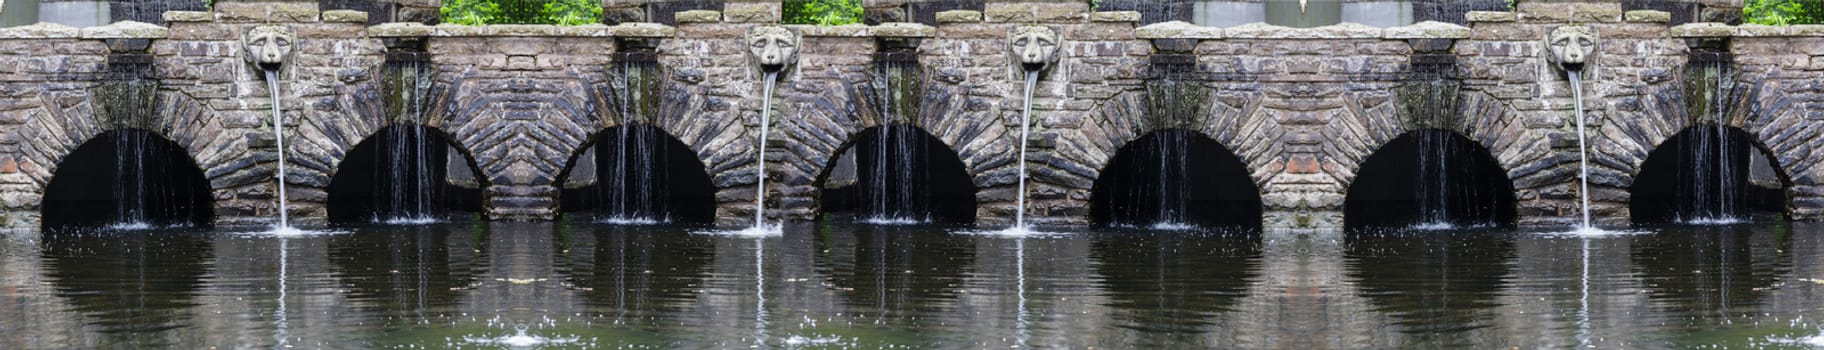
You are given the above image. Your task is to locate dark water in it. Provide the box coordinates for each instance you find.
[6,219,1824,349]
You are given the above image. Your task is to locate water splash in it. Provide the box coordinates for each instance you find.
[1014,70,1039,230]
[266,70,291,230]
[858,216,925,226]
[695,224,782,238]
[457,323,585,347]
[376,125,441,224]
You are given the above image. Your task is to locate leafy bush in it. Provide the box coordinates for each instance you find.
[441,0,603,26]
[784,0,863,26]
[1745,0,1824,25]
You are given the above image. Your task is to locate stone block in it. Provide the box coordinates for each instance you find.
[216,1,320,23]
[1624,10,1671,23]
[724,2,781,23]
[872,22,936,37]
[936,10,982,23]
[1466,11,1515,22]
[984,2,1087,23]
[369,22,432,37]
[0,23,80,39]
[1090,11,1139,23]
[1383,21,1470,39]
[78,21,168,39]
[1135,21,1222,39]
[163,11,213,23]
[1671,22,1735,37]
[607,22,676,37]
[322,10,368,23]
[676,10,722,23]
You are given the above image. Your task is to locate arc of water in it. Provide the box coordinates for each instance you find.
[1015,72,1038,229]
[755,72,777,228]
[1569,72,1591,229]
[267,70,290,228]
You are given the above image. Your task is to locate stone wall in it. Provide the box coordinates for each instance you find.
[2,0,1824,231]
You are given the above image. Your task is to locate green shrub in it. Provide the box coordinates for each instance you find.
[1745,0,1824,25]
[784,0,863,26]
[440,0,603,26]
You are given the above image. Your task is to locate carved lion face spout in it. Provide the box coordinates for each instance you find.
[1547,26,1597,72]
[747,26,798,73]
[1008,26,1060,73]
[243,25,295,72]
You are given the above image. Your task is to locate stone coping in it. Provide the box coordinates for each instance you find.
[0,21,169,39]
[788,22,936,38]
[936,10,982,23]
[367,23,675,38]
[1465,11,1515,23]
[1137,21,1469,40]
[163,11,212,23]
[1672,23,1824,37]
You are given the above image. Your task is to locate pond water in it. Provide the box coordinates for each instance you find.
[4,217,1824,349]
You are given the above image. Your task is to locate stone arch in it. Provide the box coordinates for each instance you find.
[1333,88,1558,226]
[8,87,256,227]
[552,123,719,224]
[772,74,1013,222]
[1341,128,1519,229]
[1607,79,1819,220]
[419,70,617,220]
[1584,77,1820,221]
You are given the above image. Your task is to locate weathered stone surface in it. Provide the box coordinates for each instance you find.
[606,22,676,37]
[322,10,369,23]
[1383,21,1471,39]
[0,22,80,39]
[1671,22,1735,37]
[78,21,169,39]
[1135,21,1222,39]
[1090,11,1140,23]
[1466,11,1516,22]
[163,11,212,23]
[935,10,982,23]
[872,22,936,37]
[724,2,781,23]
[1227,22,1380,39]
[1,0,1822,230]
[368,22,432,37]
[675,10,721,23]
[1624,10,1671,23]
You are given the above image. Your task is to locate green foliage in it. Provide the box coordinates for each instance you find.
[441,0,499,25]
[203,0,213,9]
[544,0,604,26]
[784,0,863,26]
[1745,0,1824,25]
[440,0,603,26]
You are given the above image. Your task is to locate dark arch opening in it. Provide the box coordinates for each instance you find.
[1343,129,1516,230]
[326,125,485,224]
[1630,124,1787,225]
[558,125,717,225]
[41,129,213,231]
[1090,129,1262,230]
[817,125,978,224]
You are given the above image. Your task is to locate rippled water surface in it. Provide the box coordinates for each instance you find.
[5,218,1824,349]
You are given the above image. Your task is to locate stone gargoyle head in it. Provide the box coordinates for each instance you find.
[746,26,799,74]
[1546,25,1597,71]
[243,25,295,72]
[1008,26,1060,73]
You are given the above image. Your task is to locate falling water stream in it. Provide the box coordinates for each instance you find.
[267,70,291,229]
[1014,71,1038,229]
[112,130,149,229]
[754,72,779,232]
[1568,71,1592,230]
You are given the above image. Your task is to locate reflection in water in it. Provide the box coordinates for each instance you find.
[1345,229,1513,348]
[41,231,211,348]
[1631,224,1790,319]
[328,225,488,320]
[8,221,1824,348]
[1090,230,1260,342]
